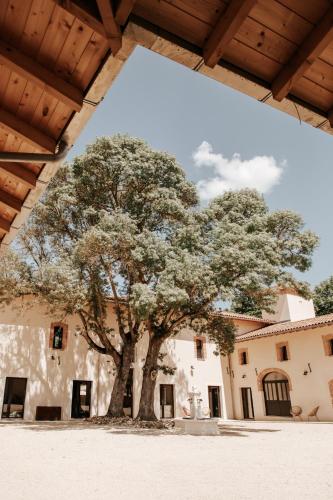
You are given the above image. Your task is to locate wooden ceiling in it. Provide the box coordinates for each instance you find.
[1,0,333,250]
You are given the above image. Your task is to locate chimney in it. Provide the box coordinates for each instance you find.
[262,288,315,323]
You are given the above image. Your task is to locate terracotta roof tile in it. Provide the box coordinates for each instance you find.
[235,313,333,342]
[219,311,275,324]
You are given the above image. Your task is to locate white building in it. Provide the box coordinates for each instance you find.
[0,290,333,422]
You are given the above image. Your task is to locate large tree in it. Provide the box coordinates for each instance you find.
[0,136,319,420]
[313,276,333,316]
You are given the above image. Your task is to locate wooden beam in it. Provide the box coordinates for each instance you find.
[0,189,22,213]
[0,40,83,112]
[96,0,122,54]
[272,6,333,101]
[0,108,56,153]
[56,1,106,38]
[0,216,11,233]
[115,0,136,25]
[203,0,257,68]
[0,163,37,189]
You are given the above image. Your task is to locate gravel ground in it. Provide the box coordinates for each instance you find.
[0,419,332,500]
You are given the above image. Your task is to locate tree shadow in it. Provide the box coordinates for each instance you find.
[0,420,282,438]
[218,423,281,437]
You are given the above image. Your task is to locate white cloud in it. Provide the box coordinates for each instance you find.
[193,141,284,202]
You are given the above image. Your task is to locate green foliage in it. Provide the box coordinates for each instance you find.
[313,276,333,316]
[0,136,319,369]
[231,293,263,318]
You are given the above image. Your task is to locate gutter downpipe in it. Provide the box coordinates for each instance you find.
[228,353,236,419]
[0,138,69,163]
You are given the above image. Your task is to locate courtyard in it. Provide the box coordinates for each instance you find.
[0,420,331,500]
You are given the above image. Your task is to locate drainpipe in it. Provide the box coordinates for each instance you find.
[0,139,69,163]
[228,354,236,419]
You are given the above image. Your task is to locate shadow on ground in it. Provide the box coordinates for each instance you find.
[0,420,283,437]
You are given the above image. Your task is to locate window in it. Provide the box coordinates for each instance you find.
[323,335,333,356]
[194,336,206,360]
[329,339,333,356]
[196,338,204,359]
[239,349,248,365]
[280,345,288,361]
[49,322,68,350]
[276,342,290,362]
[53,325,63,349]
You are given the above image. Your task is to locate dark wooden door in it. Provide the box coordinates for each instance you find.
[208,386,221,418]
[160,384,174,418]
[123,368,133,417]
[264,380,291,417]
[71,381,92,418]
[241,387,254,419]
[1,377,27,419]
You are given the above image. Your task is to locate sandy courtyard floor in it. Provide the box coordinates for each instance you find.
[0,419,332,500]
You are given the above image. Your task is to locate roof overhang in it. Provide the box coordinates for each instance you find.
[1,0,333,250]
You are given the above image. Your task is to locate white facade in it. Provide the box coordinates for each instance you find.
[0,298,225,420]
[229,325,333,422]
[1,291,333,422]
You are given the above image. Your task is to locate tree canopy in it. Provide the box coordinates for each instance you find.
[313,276,333,316]
[0,135,319,419]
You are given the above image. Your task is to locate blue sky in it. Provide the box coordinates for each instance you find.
[70,46,333,287]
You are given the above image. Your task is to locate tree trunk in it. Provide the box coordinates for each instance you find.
[137,336,164,421]
[106,341,134,418]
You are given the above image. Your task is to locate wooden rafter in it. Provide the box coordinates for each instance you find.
[115,0,136,25]
[0,164,37,189]
[203,0,257,68]
[56,0,106,38]
[272,6,333,102]
[0,40,83,112]
[0,189,22,214]
[96,0,122,54]
[0,108,56,153]
[0,216,11,233]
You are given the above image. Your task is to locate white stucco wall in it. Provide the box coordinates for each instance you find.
[262,293,315,322]
[134,328,226,419]
[230,326,333,422]
[0,299,226,420]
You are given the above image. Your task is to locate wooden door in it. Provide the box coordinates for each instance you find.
[208,386,221,418]
[71,381,92,418]
[263,379,291,417]
[123,368,133,417]
[1,377,27,419]
[160,384,174,418]
[241,387,254,419]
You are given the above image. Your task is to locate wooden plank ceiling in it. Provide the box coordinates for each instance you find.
[1,0,333,249]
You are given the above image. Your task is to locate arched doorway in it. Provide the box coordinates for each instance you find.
[263,372,291,417]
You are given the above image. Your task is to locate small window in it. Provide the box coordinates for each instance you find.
[239,350,248,365]
[280,345,288,361]
[329,339,333,356]
[196,338,204,359]
[53,325,63,349]
[276,342,289,362]
[49,322,68,350]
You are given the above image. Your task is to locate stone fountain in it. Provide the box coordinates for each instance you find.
[174,386,219,435]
